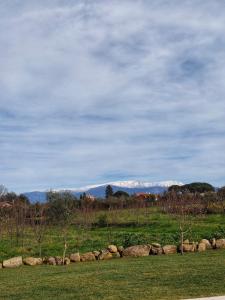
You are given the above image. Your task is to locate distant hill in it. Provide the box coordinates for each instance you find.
[23,180,183,202]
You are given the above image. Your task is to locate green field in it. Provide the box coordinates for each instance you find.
[1,209,225,260]
[1,250,225,300]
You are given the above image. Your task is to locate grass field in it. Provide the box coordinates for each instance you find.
[1,250,225,300]
[1,209,225,260]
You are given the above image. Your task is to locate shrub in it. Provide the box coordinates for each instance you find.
[96,214,108,227]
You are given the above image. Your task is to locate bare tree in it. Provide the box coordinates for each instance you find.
[161,191,203,255]
[0,185,7,198]
[29,203,47,257]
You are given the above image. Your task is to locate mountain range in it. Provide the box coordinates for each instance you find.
[23,180,183,202]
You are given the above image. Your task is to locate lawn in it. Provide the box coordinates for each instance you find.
[1,250,225,299]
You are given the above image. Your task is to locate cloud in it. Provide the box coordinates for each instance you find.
[0,0,225,192]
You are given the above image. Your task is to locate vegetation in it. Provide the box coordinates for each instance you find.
[105,185,113,199]
[1,182,225,298]
[1,207,225,260]
[169,182,215,193]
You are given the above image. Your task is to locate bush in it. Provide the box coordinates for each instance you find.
[115,233,149,248]
[96,214,108,227]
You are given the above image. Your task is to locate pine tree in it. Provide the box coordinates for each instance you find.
[105,185,113,199]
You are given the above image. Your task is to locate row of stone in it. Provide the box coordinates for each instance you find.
[1,238,225,268]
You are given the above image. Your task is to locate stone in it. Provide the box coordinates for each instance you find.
[23,257,42,266]
[117,246,124,254]
[215,239,225,249]
[107,245,118,253]
[151,246,163,255]
[162,245,177,255]
[98,250,113,260]
[179,243,196,252]
[80,252,96,262]
[3,256,23,268]
[197,242,206,252]
[93,251,101,259]
[70,253,80,262]
[211,238,216,249]
[55,256,63,265]
[64,257,70,265]
[123,245,151,257]
[183,239,189,244]
[112,252,121,258]
[47,257,56,265]
[199,239,212,250]
[151,243,161,248]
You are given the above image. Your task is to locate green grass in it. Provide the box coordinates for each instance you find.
[1,250,225,299]
[1,209,225,260]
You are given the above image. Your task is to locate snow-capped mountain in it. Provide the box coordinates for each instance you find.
[63,180,183,192]
[23,180,183,202]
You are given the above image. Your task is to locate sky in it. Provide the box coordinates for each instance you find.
[0,0,225,193]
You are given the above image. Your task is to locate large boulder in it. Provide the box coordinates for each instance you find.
[211,238,216,249]
[112,252,121,258]
[70,253,80,262]
[64,257,70,265]
[123,245,151,257]
[98,250,113,260]
[215,239,225,249]
[80,252,96,262]
[162,245,177,255]
[151,245,163,255]
[117,246,124,255]
[197,242,206,252]
[179,243,196,253]
[23,257,42,266]
[47,257,56,265]
[200,239,212,250]
[55,256,63,265]
[93,251,101,259]
[3,256,23,268]
[107,245,118,253]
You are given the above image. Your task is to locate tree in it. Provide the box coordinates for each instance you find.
[169,182,215,194]
[113,190,129,198]
[29,203,47,257]
[161,191,203,255]
[0,185,8,198]
[218,186,225,200]
[47,191,77,264]
[105,185,113,199]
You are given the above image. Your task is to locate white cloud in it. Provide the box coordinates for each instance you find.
[0,0,225,192]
